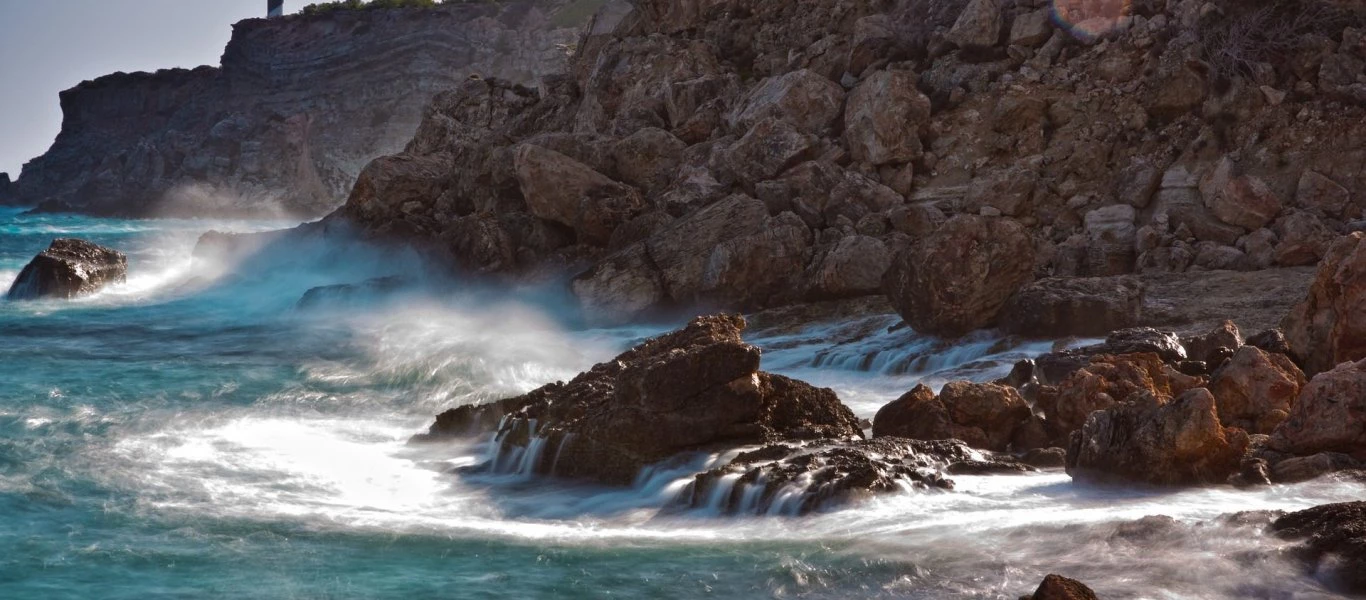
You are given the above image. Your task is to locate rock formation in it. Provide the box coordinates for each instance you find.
[6,239,127,300]
[415,315,862,485]
[872,381,1036,451]
[320,0,1366,331]
[1283,232,1366,375]
[1270,358,1366,460]
[7,1,589,217]
[1024,574,1100,600]
[1271,502,1366,594]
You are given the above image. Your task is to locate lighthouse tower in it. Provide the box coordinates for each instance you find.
[268,0,284,18]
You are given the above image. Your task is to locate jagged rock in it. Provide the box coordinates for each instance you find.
[5,239,127,300]
[1271,502,1366,594]
[806,235,892,299]
[1024,574,1099,600]
[1038,353,1202,444]
[872,382,1033,452]
[843,70,930,166]
[513,144,646,247]
[1001,276,1143,337]
[1270,358,1366,460]
[1010,9,1054,48]
[415,315,862,485]
[1246,329,1293,357]
[1066,388,1250,486]
[724,117,818,187]
[1205,174,1281,231]
[1208,346,1306,434]
[728,69,844,135]
[1035,329,1188,384]
[888,203,946,237]
[1296,170,1352,218]
[883,215,1036,337]
[678,438,970,515]
[1181,320,1243,365]
[946,0,1002,50]
[966,167,1038,217]
[1274,212,1333,267]
[612,127,686,196]
[1283,232,1366,374]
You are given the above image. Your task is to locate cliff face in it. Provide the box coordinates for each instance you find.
[11,1,590,217]
[334,0,1366,324]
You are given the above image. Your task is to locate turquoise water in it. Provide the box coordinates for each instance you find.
[2,206,1363,599]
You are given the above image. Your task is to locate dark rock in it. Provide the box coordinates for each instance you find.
[414,315,862,485]
[1023,574,1099,600]
[1246,329,1293,357]
[1181,320,1242,364]
[1001,276,1144,337]
[1036,328,1187,384]
[296,276,408,310]
[5,238,127,300]
[1020,447,1068,469]
[1271,502,1366,594]
[872,382,1034,451]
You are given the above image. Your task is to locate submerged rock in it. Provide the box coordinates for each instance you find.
[6,238,127,300]
[415,315,862,485]
[1271,502,1366,594]
[296,276,408,310]
[1023,574,1099,600]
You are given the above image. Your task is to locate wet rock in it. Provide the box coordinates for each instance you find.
[296,276,408,310]
[415,315,862,485]
[1035,328,1187,384]
[1271,502,1366,594]
[1270,358,1366,460]
[1001,276,1143,338]
[883,215,1036,338]
[1283,232,1366,375]
[844,70,930,166]
[1020,447,1067,469]
[513,144,646,247]
[1207,346,1306,434]
[5,238,127,300]
[872,382,1033,452]
[1023,574,1099,600]
[1270,452,1364,484]
[679,438,968,516]
[1066,388,1250,486]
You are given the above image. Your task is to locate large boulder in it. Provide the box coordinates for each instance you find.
[513,144,646,247]
[1034,328,1188,385]
[1066,388,1250,486]
[1270,358,1366,460]
[872,382,1033,451]
[945,0,1002,50]
[1206,175,1281,231]
[1282,232,1366,375]
[1001,276,1143,337]
[727,69,844,135]
[415,315,862,485]
[6,238,127,300]
[1038,353,1202,444]
[805,235,893,299]
[1207,346,1306,434]
[1271,502,1366,594]
[843,70,931,166]
[883,215,1036,337]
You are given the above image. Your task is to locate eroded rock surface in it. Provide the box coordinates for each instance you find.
[5,239,127,300]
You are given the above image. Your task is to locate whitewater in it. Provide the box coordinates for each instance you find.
[1,205,1362,599]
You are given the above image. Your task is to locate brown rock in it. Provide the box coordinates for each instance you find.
[5,238,128,300]
[1040,353,1198,443]
[844,70,931,166]
[1273,212,1332,267]
[1207,175,1281,231]
[946,0,1002,50]
[872,381,1033,451]
[416,315,862,485]
[513,144,646,247]
[728,69,845,135]
[1270,358,1366,460]
[1182,320,1243,364]
[1026,574,1099,600]
[1083,204,1137,275]
[1066,388,1250,486]
[1296,170,1352,218]
[1282,232,1366,374]
[1009,9,1054,48]
[806,235,893,299]
[1001,276,1144,338]
[1208,346,1307,434]
[612,127,686,196]
[725,117,817,186]
[883,215,1036,337]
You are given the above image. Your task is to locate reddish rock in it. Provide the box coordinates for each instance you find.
[1208,346,1306,434]
[1039,353,1201,443]
[1282,232,1366,375]
[1066,388,1250,486]
[1026,574,1099,600]
[872,381,1033,452]
[1270,358,1366,460]
[883,215,1036,337]
[1206,175,1281,231]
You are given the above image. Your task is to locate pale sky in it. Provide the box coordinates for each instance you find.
[0,0,296,177]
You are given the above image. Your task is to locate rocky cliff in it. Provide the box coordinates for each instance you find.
[334,0,1365,325]
[9,1,595,217]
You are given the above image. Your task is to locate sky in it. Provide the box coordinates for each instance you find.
[0,0,291,177]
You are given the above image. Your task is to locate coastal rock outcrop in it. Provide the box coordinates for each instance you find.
[1066,388,1250,486]
[883,215,1036,337]
[1207,346,1306,434]
[416,315,862,485]
[1283,232,1366,375]
[1271,502,1366,594]
[1270,358,1366,460]
[7,1,587,217]
[872,382,1034,452]
[1024,574,1100,600]
[5,239,127,300]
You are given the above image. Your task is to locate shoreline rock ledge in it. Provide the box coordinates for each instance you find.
[6,238,127,300]
[415,314,863,485]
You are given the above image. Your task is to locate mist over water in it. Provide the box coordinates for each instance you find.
[1,206,1361,599]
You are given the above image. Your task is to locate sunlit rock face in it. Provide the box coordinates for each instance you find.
[8,1,590,218]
